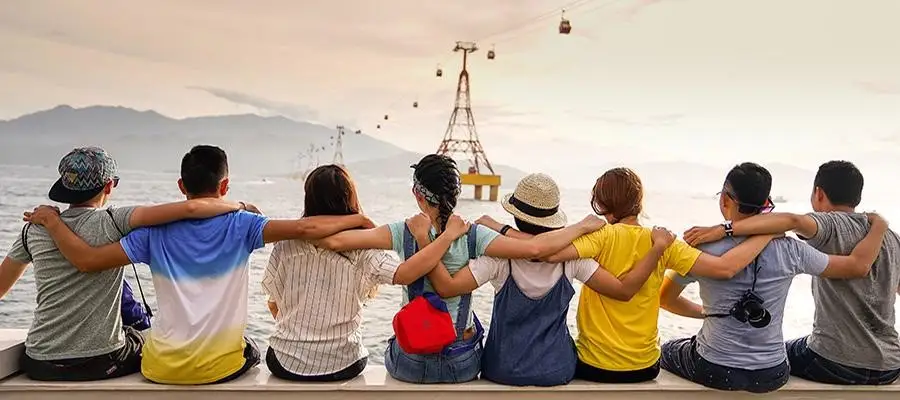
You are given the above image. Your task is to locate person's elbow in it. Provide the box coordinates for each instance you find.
[430,285,458,298]
[315,235,351,252]
[706,260,741,280]
[606,288,633,302]
[846,257,873,278]
[524,242,545,259]
[70,257,104,273]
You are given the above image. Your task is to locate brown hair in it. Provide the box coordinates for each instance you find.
[303,165,378,298]
[591,167,643,222]
[303,165,361,217]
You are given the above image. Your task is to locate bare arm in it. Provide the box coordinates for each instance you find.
[40,215,132,272]
[483,216,605,260]
[263,214,371,243]
[0,258,28,300]
[314,225,394,252]
[474,215,534,240]
[688,234,778,279]
[425,262,479,298]
[267,299,279,319]
[129,198,244,228]
[819,216,887,279]
[659,273,704,319]
[408,222,479,297]
[544,244,582,263]
[584,232,670,301]
[684,213,817,246]
[392,228,467,285]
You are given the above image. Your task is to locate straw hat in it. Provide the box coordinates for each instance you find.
[501,173,567,229]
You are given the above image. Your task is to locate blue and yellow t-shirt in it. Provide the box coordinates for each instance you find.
[572,224,700,371]
[121,211,268,384]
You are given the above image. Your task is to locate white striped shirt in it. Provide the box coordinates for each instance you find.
[262,240,399,376]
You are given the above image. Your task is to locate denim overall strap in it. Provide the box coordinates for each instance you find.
[402,224,426,301]
[454,224,478,336]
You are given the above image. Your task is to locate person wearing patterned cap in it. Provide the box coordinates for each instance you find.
[24,145,376,385]
[0,146,246,381]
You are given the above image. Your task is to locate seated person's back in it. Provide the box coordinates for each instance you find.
[683,236,825,367]
[121,211,267,384]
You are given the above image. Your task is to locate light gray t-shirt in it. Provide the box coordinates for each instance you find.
[671,236,829,369]
[804,212,900,370]
[6,206,136,360]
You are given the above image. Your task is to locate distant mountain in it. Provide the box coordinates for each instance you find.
[0,105,525,183]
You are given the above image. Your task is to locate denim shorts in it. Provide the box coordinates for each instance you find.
[384,336,483,384]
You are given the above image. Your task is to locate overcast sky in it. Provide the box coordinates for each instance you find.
[2,0,899,173]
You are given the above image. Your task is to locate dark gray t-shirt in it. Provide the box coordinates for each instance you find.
[671,237,829,369]
[804,212,900,370]
[6,206,136,360]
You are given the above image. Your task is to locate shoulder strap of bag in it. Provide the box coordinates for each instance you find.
[403,224,426,301]
[453,223,479,336]
[20,223,32,259]
[467,224,478,260]
[106,208,153,318]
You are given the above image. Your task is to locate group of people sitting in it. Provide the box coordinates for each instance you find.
[0,144,897,394]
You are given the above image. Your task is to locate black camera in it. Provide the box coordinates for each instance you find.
[729,290,771,328]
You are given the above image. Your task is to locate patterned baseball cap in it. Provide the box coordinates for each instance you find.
[48,147,119,204]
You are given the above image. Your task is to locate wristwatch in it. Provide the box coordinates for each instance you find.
[722,220,734,237]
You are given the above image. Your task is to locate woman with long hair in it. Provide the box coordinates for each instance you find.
[316,154,603,384]
[262,164,471,382]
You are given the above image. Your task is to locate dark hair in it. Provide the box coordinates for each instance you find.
[412,154,460,233]
[725,162,772,214]
[814,161,863,207]
[513,217,558,236]
[591,167,643,221]
[303,165,362,217]
[180,145,228,195]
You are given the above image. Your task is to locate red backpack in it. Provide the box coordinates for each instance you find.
[392,223,481,355]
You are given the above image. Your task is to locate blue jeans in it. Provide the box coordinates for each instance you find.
[384,336,483,383]
[786,336,900,385]
[661,337,789,393]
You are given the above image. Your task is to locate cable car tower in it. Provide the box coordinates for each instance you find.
[437,41,501,201]
[332,125,346,166]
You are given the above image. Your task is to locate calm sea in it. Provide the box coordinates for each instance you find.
[1,164,898,365]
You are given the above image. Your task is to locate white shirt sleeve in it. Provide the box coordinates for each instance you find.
[363,250,401,285]
[469,256,503,291]
[570,259,601,283]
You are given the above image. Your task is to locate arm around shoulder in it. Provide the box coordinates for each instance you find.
[818,214,888,279]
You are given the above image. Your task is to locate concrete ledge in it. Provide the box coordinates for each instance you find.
[1,328,899,399]
[2,364,900,400]
[0,329,25,380]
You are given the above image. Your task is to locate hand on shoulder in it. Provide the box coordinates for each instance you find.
[23,205,61,226]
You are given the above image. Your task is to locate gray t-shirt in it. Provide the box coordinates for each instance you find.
[671,236,829,369]
[804,212,900,370]
[6,206,136,360]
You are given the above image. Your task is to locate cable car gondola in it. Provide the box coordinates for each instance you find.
[377,124,381,129]
[436,64,443,77]
[487,44,495,60]
[355,130,361,134]
[384,114,389,120]
[559,10,572,35]
[413,101,418,108]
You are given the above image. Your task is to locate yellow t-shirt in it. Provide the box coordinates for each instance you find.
[572,224,701,371]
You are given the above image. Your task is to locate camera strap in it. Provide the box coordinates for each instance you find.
[703,256,761,319]
[106,208,153,318]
